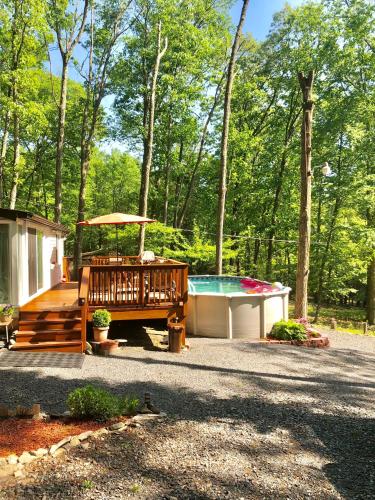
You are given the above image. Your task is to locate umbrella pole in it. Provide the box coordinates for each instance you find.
[116,226,119,259]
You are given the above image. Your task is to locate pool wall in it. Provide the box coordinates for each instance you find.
[187,276,290,340]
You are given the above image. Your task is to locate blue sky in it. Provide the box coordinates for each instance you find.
[230,0,304,40]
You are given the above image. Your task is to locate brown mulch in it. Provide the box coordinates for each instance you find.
[0,418,103,457]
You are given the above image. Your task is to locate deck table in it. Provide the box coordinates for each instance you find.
[0,318,13,346]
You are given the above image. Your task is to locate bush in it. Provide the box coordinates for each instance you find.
[67,385,138,421]
[270,320,307,341]
[92,309,111,328]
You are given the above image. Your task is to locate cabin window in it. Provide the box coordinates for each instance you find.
[28,228,44,296]
[0,224,10,303]
[37,231,43,289]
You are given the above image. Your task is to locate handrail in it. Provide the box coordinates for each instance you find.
[78,266,90,354]
[87,263,187,272]
[89,256,186,267]
[78,266,91,306]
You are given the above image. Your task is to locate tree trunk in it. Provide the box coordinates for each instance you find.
[0,109,10,207]
[9,79,20,210]
[265,91,301,279]
[9,120,20,210]
[215,0,250,274]
[295,71,315,319]
[162,115,172,224]
[313,133,343,322]
[367,257,375,325]
[138,22,168,253]
[367,158,375,324]
[177,78,223,228]
[54,57,68,223]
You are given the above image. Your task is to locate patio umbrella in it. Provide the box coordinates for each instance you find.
[77,213,156,258]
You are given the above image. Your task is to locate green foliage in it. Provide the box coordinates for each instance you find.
[92,309,111,328]
[0,0,373,320]
[67,385,139,421]
[270,320,307,341]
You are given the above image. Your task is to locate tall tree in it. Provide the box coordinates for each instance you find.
[73,0,130,273]
[215,0,250,274]
[295,70,314,319]
[48,0,89,223]
[138,20,167,253]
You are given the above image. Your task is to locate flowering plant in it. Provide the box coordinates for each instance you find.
[0,304,14,318]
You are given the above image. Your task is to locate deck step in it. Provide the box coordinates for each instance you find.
[15,329,82,342]
[20,309,81,321]
[19,319,82,331]
[10,340,83,353]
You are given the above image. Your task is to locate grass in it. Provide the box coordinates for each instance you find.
[289,302,375,336]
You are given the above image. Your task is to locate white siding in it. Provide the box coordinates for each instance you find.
[9,222,64,307]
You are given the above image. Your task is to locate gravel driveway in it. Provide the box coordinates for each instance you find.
[1,329,374,499]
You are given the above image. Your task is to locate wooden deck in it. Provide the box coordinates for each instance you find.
[21,282,79,311]
[15,257,189,353]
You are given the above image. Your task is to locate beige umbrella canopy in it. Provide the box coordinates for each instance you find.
[77,213,156,226]
[77,213,156,256]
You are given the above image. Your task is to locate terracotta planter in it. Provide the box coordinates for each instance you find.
[99,340,119,356]
[93,327,109,342]
[0,314,12,323]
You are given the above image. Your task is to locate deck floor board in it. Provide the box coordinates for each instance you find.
[21,283,79,311]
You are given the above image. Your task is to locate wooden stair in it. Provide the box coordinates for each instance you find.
[13,309,83,353]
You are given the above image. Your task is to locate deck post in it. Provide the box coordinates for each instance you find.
[139,268,145,306]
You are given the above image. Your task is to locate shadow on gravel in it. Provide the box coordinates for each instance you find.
[1,360,374,498]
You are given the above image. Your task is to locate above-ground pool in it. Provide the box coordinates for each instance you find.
[187,276,291,340]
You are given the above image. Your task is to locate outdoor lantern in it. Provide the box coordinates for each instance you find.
[321,162,331,176]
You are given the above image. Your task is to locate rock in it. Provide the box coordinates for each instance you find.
[0,457,7,466]
[93,428,109,437]
[18,452,36,465]
[133,412,166,422]
[110,422,126,431]
[0,464,18,478]
[7,455,18,465]
[53,448,66,457]
[78,430,93,441]
[85,341,93,355]
[128,422,141,428]
[50,436,71,455]
[70,436,81,447]
[14,470,24,479]
[81,442,90,450]
[32,448,48,457]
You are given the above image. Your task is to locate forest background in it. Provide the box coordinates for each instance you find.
[0,0,374,322]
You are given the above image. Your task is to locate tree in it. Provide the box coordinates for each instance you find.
[73,0,131,274]
[48,0,89,223]
[294,70,314,319]
[138,20,167,253]
[215,0,250,274]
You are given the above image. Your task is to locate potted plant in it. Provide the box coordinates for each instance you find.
[92,309,112,342]
[0,304,15,323]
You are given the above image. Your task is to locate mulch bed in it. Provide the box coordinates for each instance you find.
[0,418,104,457]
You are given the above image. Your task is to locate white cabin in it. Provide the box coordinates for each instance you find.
[0,208,67,307]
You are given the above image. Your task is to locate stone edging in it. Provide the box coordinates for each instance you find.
[265,335,330,348]
[0,413,165,481]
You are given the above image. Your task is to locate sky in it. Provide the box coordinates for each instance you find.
[231,0,304,39]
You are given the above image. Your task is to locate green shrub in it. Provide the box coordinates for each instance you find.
[270,320,307,341]
[121,396,139,415]
[67,385,140,421]
[92,309,111,327]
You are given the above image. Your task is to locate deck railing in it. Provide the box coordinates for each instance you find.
[79,257,188,309]
[78,266,91,352]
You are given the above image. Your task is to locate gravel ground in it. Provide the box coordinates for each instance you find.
[0,328,374,499]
